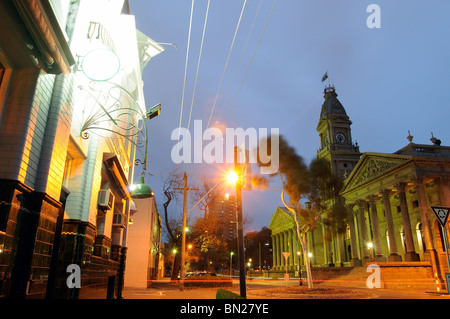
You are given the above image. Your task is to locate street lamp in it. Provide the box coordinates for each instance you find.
[130,175,154,199]
[226,171,239,185]
[227,148,247,299]
[230,252,234,277]
[368,242,374,262]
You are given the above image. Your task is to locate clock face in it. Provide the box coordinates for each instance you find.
[335,132,346,144]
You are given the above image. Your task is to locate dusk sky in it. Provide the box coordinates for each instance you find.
[129,1,450,234]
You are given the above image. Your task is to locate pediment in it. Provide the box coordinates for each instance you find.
[342,153,411,193]
[268,207,295,233]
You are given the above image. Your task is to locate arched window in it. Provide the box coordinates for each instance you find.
[416,222,426,253]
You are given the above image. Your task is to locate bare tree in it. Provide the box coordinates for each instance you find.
[192,176,223,219]
[161,168,184,280]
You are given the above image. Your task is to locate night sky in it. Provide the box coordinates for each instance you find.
[129,0,450,233]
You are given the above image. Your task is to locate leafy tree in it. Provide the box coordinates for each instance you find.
[244,227,273,270]
[188,214,228,272]
[256,135,345,288]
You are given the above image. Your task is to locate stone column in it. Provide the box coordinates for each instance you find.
[289,228,296,269]
[279,232,284,269]
[437,177,450,207]
[337,231,346,266]
[346,203,362,266]
[380,189,402,261]
[307,231,314,266]
[321,224,328,266]
[414,177,439,268]
[396,182,420,261]
[356,200,371,264]
[367,195,386,261]
[271,235,277,269]
[280,231,287,271]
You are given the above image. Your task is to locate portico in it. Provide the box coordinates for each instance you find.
[340,142,450,282]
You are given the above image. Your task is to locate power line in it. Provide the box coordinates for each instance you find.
[206,0,248,130]
[218,0,264,120]
[177,0,195,143]
[225,0,278,125]
[187,0,211,132]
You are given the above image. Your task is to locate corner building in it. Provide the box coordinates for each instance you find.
[0,0,163,298]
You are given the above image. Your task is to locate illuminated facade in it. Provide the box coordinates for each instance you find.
[0,0,163,298]
[269,86,450,289]
[124,197,163,288]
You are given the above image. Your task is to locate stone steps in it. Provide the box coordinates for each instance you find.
[315,265,439,291]
[315,267,368,288]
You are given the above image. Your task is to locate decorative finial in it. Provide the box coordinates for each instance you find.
[430,132,441,146]
[407,130,413,143]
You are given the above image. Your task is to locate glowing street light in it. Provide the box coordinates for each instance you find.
[368,242,374,261]
[226,171,239,185]
[230,251,234,277]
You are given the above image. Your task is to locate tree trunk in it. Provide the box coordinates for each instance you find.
[171,252,181,280]
[298,233,313,288]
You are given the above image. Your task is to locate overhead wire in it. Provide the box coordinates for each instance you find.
[225,0,278,126]
[206,0,248,130]
[187,0,211,132]
[217,0,264,120]
[177,0,195,144]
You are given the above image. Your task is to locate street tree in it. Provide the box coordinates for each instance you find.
[256,134,344,288]
[161,168,184,280]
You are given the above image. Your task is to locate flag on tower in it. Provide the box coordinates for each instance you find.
[321,71,328,82]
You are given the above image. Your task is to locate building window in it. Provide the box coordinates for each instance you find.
[396,206,401,214]
[412,200,419,208]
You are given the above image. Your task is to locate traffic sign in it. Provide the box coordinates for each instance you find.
[431,206,450,227]
[282,252,290,260]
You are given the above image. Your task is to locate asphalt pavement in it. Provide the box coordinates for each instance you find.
[121,277,450,300]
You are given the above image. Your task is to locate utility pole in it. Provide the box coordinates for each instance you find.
[175,172,198,291]
[234,146,246,298]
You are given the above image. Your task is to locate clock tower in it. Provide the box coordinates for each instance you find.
[316,85,361,179]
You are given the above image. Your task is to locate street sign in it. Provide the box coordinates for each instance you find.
[282,252,290,260]
[431,206,450,227]
[431,206,450,294]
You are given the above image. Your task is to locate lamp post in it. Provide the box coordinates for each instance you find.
[172,249,177,278]
[230,252,234,277]
[368,242,374,262]
[234,146,246,298]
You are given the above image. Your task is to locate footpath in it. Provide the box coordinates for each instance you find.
[121,278,450,300]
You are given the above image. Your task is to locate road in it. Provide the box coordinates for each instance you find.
[122,277,450,300]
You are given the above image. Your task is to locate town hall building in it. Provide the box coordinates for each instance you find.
[268,85,450,288]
